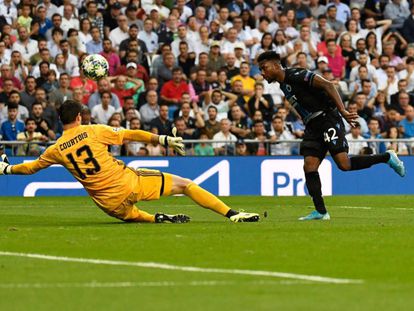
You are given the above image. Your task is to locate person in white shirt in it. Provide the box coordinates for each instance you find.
[221,28,246,58]
[203,89,237,121]
[91,91,116,125]
[0,0,17,25]
[12,26,39,63]
[171,24,196,57]
[345,124,368,155]
[378,65,399,103]
[147,0,170,21]
[213,118,237,155]
[176,0,193,23]
[109,15,130,50]
[138,18,159,54]
[217,7,233,33]
[60,4,80,33]
[59,39,78,76]
[269,116,296,155]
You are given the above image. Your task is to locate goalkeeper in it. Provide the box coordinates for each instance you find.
[0,100,259,223]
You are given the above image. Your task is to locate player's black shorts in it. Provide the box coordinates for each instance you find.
[300,109,349,159]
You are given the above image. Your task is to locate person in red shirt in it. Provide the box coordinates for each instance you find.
[99,38,121,76]
[115,50,149,84]
[69,69,98,105]
[109,74,143,107]
[160,67,189,106]
[325,39,346,79]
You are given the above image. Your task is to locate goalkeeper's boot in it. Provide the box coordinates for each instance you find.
[230,212,260,223]
[299,210,330,221]
[155,213,190,223]
[386,150,406,177]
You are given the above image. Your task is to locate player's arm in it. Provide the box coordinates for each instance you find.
[311,74,358,126]
[0,146,58,175]
[96,125,185,156]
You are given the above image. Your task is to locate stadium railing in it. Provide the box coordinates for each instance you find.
[1,139,414,156]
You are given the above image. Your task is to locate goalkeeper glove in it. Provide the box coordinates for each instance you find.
[0,154,12,175]
[158,127,185,156]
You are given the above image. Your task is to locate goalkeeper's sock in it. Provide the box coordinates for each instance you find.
[350,153,390,171]
[305,172,327,214]
[184,182,231,216]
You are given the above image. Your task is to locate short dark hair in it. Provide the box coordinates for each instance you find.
[59,100,83,125]
[7,102,18,110]
[25,117,36,125]
[257,51,281,63]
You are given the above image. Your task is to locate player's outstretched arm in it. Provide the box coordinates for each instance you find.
[312,75,358,126]
[122,127,185,156]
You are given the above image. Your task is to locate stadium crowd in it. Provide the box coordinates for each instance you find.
[0,0,414,156]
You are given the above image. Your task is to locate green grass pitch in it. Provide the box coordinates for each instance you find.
[1,195,414,311]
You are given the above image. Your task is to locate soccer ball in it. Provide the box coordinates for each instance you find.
[81,54,109,81]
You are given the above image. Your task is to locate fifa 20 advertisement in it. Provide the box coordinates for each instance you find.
[0,157,411,197]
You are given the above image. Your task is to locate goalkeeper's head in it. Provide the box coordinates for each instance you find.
[59,100,83,125]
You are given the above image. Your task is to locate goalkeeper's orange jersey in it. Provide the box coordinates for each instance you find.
[12,125,142,209]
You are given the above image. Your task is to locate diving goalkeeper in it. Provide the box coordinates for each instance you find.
[0,100,259,223]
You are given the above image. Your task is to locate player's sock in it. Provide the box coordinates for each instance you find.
[305,172,327,214]
[350,153,390,170]
[184,182,231,216]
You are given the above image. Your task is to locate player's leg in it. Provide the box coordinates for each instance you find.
[333,151,405,177]
[299,124,330,220]
[166,174,259,222]
[299,155,331,220]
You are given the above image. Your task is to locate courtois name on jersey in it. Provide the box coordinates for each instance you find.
[279,68,336,124]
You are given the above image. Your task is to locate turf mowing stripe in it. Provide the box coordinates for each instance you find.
[0,251,363,284]
[0,280,309,289]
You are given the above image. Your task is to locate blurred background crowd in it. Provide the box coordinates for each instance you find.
[0,0,414,156]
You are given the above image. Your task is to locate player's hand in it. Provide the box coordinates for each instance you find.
[0,154,12,175]
[341,110,359,127]
[158,127,185,156]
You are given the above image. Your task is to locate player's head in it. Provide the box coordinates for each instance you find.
[59,100,83,125]
[257,51,282,83]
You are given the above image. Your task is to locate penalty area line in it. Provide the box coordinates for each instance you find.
[0,251,363,285]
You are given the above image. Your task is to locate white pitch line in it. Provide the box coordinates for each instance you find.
[334,206,373,210]
[0,251,362,284]
[0,280,309,289]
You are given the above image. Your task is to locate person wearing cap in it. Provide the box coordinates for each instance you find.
[221,27,246,58]
[314,56,329,76]
[104,2,123,36]
[233,42,248,68]
[207,41,226,73]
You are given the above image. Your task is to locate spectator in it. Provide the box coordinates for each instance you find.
[60,4,79,33]
[4,90,30,121]
[31,49,59,79]
[247,120,270,155]
[194,133,214,156]
[326,5,345,35]
[138,18,159,54]
[386,126,408,155]
[0,64,22,90]
[157,14,178,45]
[10,51,28,82]
[390,79,414,107]
[120,107,140,129]
[344,101,369,135]
[16,118,47,156]
[392,90,413,116]
[149,103,172,136]
[247,82,274,122]
[177,41,196,78]
[139,90,160,129]
[326,39,346,79]
[203,105,220,139]
[384,0,410,31]
[364,118,386,154]
[91,91,116,125]
[119,24,148,60]
[12,26,38,63]
[34,88,58,132]
[125,117,146,156]
[138,77,159,109]
[80,1,104,37]
[230,62,255,102]
[78,18,93,49]
[118,96,140,121]
[203,89,237,121]
[401,4,414,43]
[229,105,250,138]
[160,67,189,106]
[399,105,414,138]
[268,116,296,155]
[171,24,195,57]
[86,26,103,55]
[345,124,368,155]
[103,2,123,37]
[0,102,25,155]
[81,107,95,125]
[398,57,414,92]
[0,0,18,26]
[59,39,79,76]
[156,51,176,85]
[212,118,237,155]
[20,76,37,109]
[48,73,73,109]
[88,78,119,110]
[99,39,121,77]
[110,75,143,107]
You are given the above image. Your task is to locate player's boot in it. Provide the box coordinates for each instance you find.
[230,212,260,223]
[299,210,330,221]
[154,213,190,223]
[386,150,406,177]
